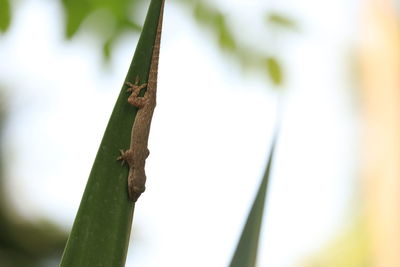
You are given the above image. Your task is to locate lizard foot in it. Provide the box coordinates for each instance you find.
[117,149,134,166]
[125,76,147,95]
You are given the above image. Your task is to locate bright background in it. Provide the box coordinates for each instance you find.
[0,0,382,266]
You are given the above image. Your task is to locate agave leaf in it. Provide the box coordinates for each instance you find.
[229,135,277,267]
[59,0,164,266]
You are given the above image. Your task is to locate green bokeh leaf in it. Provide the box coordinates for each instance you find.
[62,0,91,38]
[215,13,236,52]
[266,12,298,31]
[0,0,11,33]
[229,136,277,267]
[266,57,283,86]
[61,0,142,61]
[103,36,114,61]
[59,0,164,266]
[193,2,236,52]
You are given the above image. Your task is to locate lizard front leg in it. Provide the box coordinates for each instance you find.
[126,77,148,108]
[125,76,147,93]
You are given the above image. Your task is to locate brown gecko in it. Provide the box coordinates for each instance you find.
[118,2,163,202]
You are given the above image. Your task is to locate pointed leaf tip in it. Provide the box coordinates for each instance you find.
[229,137,277,267]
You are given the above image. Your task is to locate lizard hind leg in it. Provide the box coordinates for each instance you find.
[117,149,134,166]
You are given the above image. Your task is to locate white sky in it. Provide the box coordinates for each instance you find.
[0,0,361,266]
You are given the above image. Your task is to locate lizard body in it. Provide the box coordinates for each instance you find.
[118,3,163,202]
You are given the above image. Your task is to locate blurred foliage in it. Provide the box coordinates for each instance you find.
[61,0,296,86]
[0,0,297,86]
[266,57,282,85]
[266,12,298,31]
[61,0,143,60]
[0,216,67,267]
[0,90,67,267]
[302,215,371,267]
[187,0,289,86]
[192,1,236,52]
[0,0,11,33]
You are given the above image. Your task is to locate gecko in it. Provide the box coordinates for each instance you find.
[118,2,164,202]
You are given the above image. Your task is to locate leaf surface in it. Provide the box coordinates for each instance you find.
[59,0,164,266]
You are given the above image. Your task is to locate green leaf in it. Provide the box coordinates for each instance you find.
[266,12,298,31]
[266,57,283,86]
[0,0,11,33]
[62,0,91,38]
[103,36,114,61]
[229,136,277,267]
[193,2,236,52]
[215,13,236,52]
[59,0,164,266]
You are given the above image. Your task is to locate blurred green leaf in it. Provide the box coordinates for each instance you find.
[61,0,91,38]
[0,0,11,33]
[193,1,208,23]
[215,13,236,52]
[123,19,142,32]
[59,0,164,266]
[103,36,114,61]
[61,0,143,60]
[266,57,283,86]
[192,1,287,83]
[229,136,277,267]
[193,2,236,52]
[266,12,298,31]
